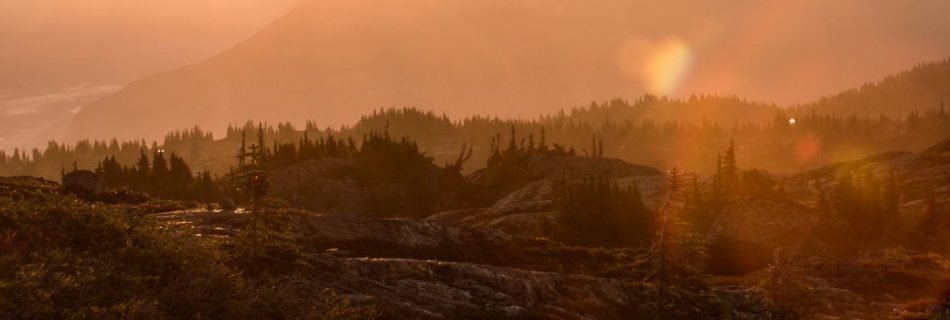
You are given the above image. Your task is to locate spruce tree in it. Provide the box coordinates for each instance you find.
[722,139,737,196]
[134,150,150,190]
[150,150,170,196]
[235,124,272,206]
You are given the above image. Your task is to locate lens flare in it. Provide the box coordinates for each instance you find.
[646,38,692,95]
[618,36,693,96]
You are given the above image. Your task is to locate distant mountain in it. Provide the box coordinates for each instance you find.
[69,0,654,141]
[67,0,950,143]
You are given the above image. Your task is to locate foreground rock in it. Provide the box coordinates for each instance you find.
[321,256,651,319]
[293,214,639,277]
[149,210,660,318]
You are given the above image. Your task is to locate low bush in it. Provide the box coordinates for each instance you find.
[0,190,375,319]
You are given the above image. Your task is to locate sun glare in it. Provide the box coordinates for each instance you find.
[646,38,693,95]
[618,36,693,96]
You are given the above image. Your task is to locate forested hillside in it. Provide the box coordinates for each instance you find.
[2,98,947,180]
[793,59,950,117]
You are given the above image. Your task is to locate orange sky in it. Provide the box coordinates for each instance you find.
[0,0,949,150]
[0,0,299,95]
[2,0,948,103]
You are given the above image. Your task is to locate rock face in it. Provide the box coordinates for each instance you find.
[786,138,950,225]
[705,199,821,274]
[427,179,559,236]
[60,170,104,197]
[156,210,651,318]
[289,214,654,318]
[429,174,671,237]
[324,257,650,319]
[432,155,664,238]
[298,214,513,250]
[293,214,638,276]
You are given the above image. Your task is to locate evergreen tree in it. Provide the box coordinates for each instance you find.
[557,176,652,247]
[150,150,170,196]
[721,139,737,196]
[653,167,680,320]
[168,154,194,199]
[134,151,150,190]
[234,124,272,205]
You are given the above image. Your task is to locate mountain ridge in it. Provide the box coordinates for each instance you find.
[68,0,950,145]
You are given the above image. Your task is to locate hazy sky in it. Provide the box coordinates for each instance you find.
[0,0,299,95]
[1,0,949,150]
[2,0,948,103]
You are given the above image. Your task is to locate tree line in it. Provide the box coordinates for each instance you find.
[91,150,218,202]
[1,97,947,182]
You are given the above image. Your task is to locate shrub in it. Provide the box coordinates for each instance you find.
[0,190,375,319]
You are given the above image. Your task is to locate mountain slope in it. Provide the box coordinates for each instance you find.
[67,0,950,143]
[68,0,651,141]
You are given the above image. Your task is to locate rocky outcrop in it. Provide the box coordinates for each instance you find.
[292,214,638,277]
[152,210,651,318]
[705,199,821,274]
[321,256,650,319]
[427,179,559,236]
[428,174,673,237]
[785,139,950,226]
[290,214,654,318]
[298,214,513,250]
[60,170,104,197]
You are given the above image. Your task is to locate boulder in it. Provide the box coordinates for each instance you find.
[60,170,105,197]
